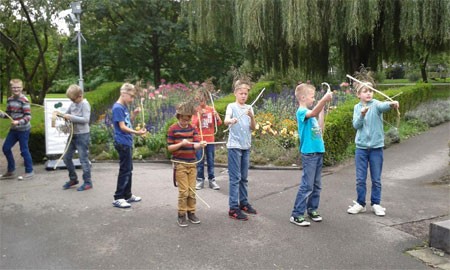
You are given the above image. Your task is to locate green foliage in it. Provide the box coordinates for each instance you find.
[84,82,122,123]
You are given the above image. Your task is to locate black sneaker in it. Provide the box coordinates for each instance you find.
[240,204,257,215]
[187,212,201,224]
[177,214,188,227]
[229,209,248,221]
[308,211,323,222]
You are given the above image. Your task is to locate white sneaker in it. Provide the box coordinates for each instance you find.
[112,199,131,208]
[347,201,366,214]
[372,204,386,216]
[127,195,142,203]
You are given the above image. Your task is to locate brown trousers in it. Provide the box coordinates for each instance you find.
[174,163,197,215]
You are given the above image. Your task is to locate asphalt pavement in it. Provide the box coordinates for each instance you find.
[0,122,449,269]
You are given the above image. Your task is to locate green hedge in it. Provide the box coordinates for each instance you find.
[28,82,122,162]
[323,83,433,165]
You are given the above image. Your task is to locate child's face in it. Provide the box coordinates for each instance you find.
[357,88,373,103]
[302,89,316,108]
[10,83,23,97]
[234,85,250,105]
[122,92,135,105]
[71,94,83,104]
[178,114,192,127]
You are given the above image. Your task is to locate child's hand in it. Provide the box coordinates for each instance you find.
[323,92,333,102]
[133,107,141,115]
[361,106,369,116]
[135,128,147,136]
[390,101,399,109]
[63,114,71,121]
[199,140,207,148]
[229,118,238,125]
[247,109,254,118]
[11,120,20,126]
[181,139,190,146]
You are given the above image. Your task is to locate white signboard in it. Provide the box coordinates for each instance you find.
[44,98,72,155]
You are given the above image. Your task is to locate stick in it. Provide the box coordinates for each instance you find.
[188,141,227,145]
[0,109,14,122]
[189,187,211,208]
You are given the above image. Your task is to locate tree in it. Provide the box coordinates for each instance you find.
[182,0,450,80]
[399,0,450,82]
[0,0,70,104]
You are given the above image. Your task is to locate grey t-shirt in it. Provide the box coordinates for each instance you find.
[66,99,91,134]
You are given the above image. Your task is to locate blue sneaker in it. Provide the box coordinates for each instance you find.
[62,180,79,189]
[77,182,92,191]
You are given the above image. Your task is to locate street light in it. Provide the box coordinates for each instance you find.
[70,2,85,90]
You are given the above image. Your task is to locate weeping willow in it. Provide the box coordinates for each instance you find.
[182,0,450,79]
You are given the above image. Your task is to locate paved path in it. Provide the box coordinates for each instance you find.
[0,122,449,269]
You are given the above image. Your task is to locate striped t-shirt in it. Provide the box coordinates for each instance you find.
[4,94,31,131]
[167,123,199,162]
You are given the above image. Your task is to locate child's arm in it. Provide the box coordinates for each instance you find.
[212,107,223,126]
[306,92,332,119]
[118,121,146,136]
[224,105,237,126]
[352,104,367,129]
[168,139,191,153]
[63,102,91,123]
[248,107,256,130]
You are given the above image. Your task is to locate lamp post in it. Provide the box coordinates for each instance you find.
[71,2,84,90]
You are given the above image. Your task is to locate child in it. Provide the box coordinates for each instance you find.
[0,79,34,180]
[224,79,257,221]
[290,83,332,227]
[347,80,399,216]
[111,83,146,208]
[167,102,206,227]
[191,87,222,190]
[61,84,92,191]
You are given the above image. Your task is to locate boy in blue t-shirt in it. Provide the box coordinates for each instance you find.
[290,83,332,227]
[111,83,146,208]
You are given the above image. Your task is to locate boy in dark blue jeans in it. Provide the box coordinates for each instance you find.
[0,79,34,180]
[61,84,93,191]
[290,83,332,227]
[111,83,146,208]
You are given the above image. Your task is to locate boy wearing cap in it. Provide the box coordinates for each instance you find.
[167,102,207,227]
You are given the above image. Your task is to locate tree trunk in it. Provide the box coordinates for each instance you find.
[420,53,429,83]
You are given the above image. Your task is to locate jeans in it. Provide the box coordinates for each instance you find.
[355,148,383,206]
[114,143,133,200]
[196,144,215,181]
[228,148,250,210]
[2,129,33,173]
[63,133,91,182]
[291,153,323,217]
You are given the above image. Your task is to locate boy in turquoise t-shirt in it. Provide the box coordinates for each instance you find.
[290,83,332,227]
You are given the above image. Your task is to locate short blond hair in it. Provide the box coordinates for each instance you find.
[120,83,135,95]
[295,83,315,100]
[10,79,23,88]
[66,84,83,100]
[233,79,251,92]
